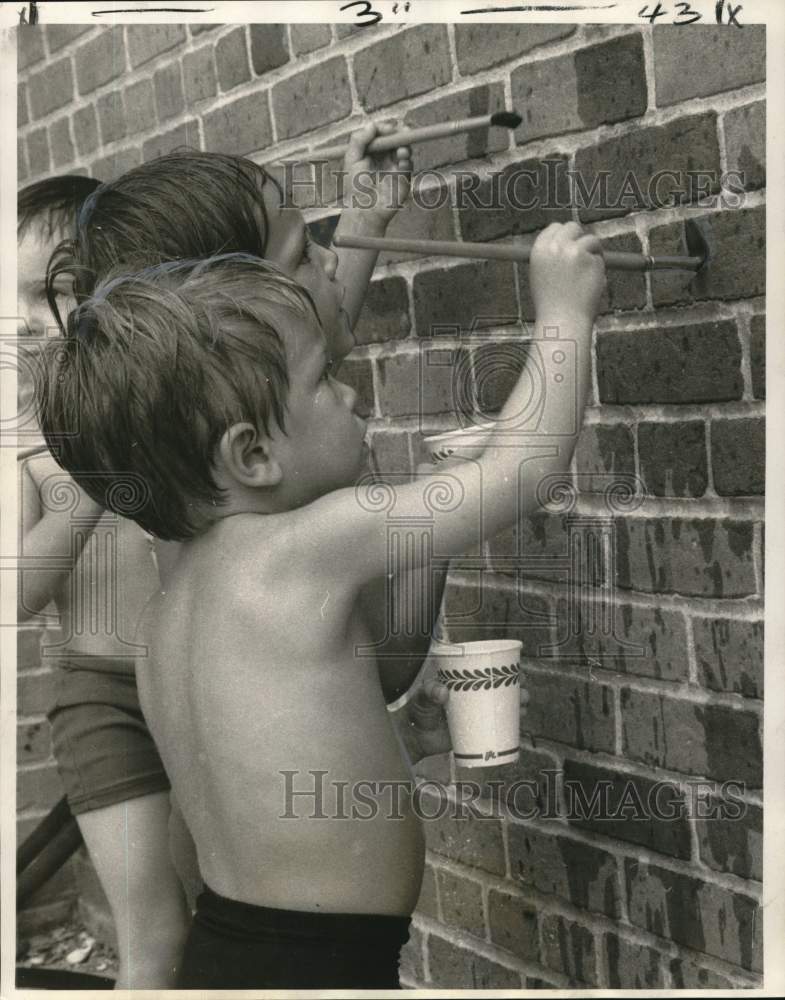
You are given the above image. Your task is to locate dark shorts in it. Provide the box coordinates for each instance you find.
[176,885,412,990]
[47,657,170,816]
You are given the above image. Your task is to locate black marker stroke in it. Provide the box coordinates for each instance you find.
[461,3,617,12]
[92,6,213,15]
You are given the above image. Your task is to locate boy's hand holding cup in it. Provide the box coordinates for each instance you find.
[420,427,531,768]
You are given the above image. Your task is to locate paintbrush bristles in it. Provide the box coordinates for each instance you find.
[297,110,521,164]
[490,111,522,129]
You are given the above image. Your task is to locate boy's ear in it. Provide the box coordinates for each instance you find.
[217,422,282,488]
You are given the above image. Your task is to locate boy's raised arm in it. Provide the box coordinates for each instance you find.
[332,122,412,329]
[18,454,104,620]
[312,222,605,591]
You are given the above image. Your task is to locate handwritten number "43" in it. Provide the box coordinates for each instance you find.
[340,0,383,26]
[638,2,700,23]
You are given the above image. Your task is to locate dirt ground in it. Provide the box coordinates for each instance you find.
[16,919,119,982]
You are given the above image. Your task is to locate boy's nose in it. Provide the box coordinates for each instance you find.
[319,242,339,281]
[339,378,359,413]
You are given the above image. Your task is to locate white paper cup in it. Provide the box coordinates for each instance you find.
[434,639,522,768]
[422,423,496,468]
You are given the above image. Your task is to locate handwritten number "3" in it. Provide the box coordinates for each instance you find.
[340,0,383,26]
[674,1,702,23]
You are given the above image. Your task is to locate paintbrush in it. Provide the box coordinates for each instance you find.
[332,230,708,273]
[303,110,523,162]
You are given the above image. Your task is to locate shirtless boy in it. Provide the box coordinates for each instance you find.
[18,177,190,988]
[38,216,604,987]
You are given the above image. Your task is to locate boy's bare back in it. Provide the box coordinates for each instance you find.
[139,507,425,916]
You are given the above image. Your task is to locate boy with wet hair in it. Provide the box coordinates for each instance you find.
[24,134,448,983]
[18,176,191,987]
[38,221,606,987]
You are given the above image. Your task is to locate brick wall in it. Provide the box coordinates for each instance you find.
[17,20,764,988]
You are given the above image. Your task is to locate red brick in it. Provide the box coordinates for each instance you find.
[376,347,471,423]
[378,188,454,265]
[337,357,374,418]
[413,861,438,919]
[574,422,636,489]
[724,101,765,191]
[693,617,763,699]
[124,78,156,137]
[73,103,99,157]
[422,794,506,875]
[45,25,91,52]
[398,923,425,982]
[249,24,290,75]
[75,27,125,95]
[454,23,576,74]
[512,34,646,143]
[18,669,54,716]
[711,418,764,496]
[508,823,621,916]
[597,322,743,405]
[625,858,760,970]
[413,260,519,339]
[669,956,738,989]
[215,26,250,92]
[458,155,572,244]
[541,912,598,984]
[524,670,615,753]
[26,127,50,176]
[574,113,721,223]
[17,719,52,765]
[142,119,200,162]
[487,889,539,961]
[290,24,331,56]
[17,762,63,813]
[18,81,29,127]
[620,687,761,785]
[18,142,28,183]
[97,90,126,145]
[272,57,351,141]
[203,93,272,156]
[49,117,74,170]
[562,758,691,859]
[555,598,689,682]
[152,61,184,122]
[182,46,217,105]
[750,315,765,399]
[615,517,756,598]
[127,24,186,68]
[650,207,766,306]
[604,933,667,988]
[697,798,762,880]
[403,83,509,173]
[28,56,74,119]
[369,430,413,479]
[354,276,410,346]
[91,146,142,183]
[444,576,552,659]
[653,25,766,107]
[18,26,46,70]
[427,934,520,988]
[491,511,611,589]
[436,869,484,937]
[638,420,707,497]
[18,628,43,670]
[355,26,451,112]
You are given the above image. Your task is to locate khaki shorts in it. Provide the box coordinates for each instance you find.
[47,657,170,816]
